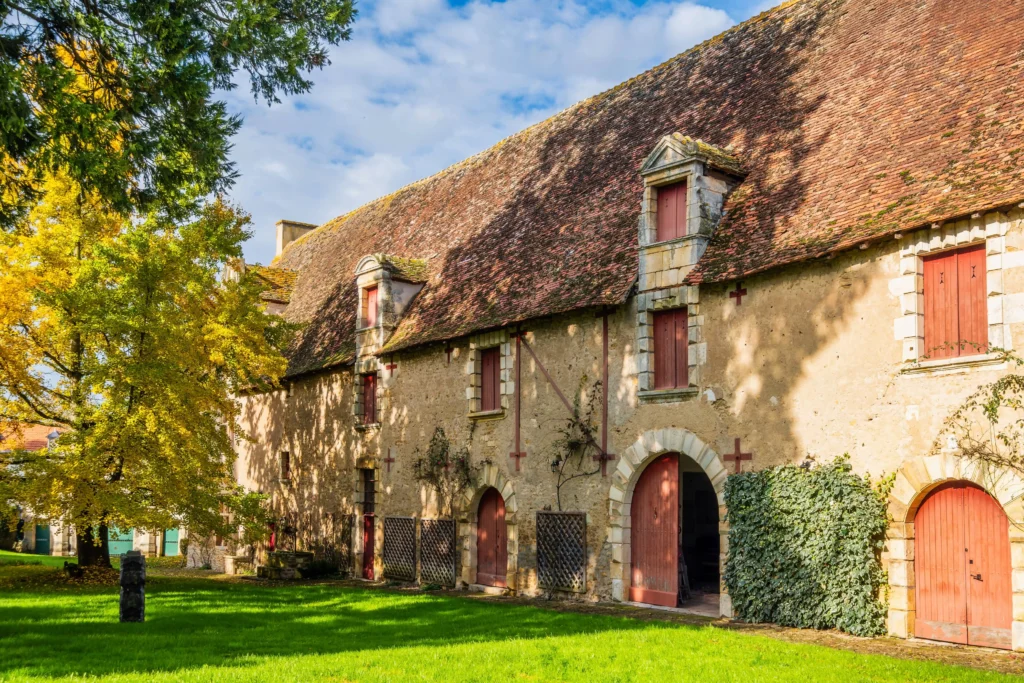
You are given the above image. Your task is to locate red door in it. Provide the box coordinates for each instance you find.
[916,482,1011,649]
[630,454,679,606]
[362,514,375,580]
[476,488,507,587]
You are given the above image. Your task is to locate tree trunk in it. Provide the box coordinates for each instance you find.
[76,524,111,567]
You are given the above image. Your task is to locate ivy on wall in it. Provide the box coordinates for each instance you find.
[723,456,890,637]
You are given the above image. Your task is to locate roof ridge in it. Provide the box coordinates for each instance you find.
[273,0,811,263]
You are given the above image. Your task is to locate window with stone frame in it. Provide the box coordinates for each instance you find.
[361,373,378,425]
[653,308,688,389]
[466,330,512,416]
[922,244,987,360]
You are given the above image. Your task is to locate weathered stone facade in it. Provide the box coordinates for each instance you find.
[228,0,1024,651]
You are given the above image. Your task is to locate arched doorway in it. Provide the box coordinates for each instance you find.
[630,452,720,608]
[476,487,507,588]
[915,481,1012,649]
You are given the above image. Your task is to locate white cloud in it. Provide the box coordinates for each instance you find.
[226,0,737,264]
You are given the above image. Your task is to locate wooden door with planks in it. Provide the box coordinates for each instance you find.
[476,488,507,587]
[630,454,679,607]
[915,482,1011,649]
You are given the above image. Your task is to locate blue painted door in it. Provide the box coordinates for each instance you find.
[163,528,179,556]
[34,525,51,555]
[108,527,134,556]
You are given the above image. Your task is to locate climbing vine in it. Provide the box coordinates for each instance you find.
[547,378,603,511]
[413,427,479,518]
[723,455,890,637]
[932,347,1024,477]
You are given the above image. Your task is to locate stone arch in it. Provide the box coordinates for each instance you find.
[886,453,1024,651]
[607,427,730,616]
[457,462,519,591]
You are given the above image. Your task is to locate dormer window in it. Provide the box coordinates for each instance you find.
[363,285,378,328]
[656,181,688,242]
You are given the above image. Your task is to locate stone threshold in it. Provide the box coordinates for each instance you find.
[624,597,720,618]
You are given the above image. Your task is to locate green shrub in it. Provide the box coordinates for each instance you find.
[723,456,889,636]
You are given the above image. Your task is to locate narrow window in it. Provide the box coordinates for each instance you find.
[480,347,501,412]
[653,309,688,389]
[280,451,291,481]
[362,373,377,424]
[923,243,987,360]
[364,285,378,327]
[362,468,376,514]
[655,181,687,242]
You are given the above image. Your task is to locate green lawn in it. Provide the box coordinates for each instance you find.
[0,553,1013,682]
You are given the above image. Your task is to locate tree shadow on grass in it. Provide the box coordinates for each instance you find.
[0,578,686,679]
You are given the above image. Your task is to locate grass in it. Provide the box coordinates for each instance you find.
[0,553,1015,682]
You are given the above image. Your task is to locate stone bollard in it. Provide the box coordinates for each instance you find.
[119,550,146,622]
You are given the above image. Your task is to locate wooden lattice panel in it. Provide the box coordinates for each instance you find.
[383,516,416,581]
[536,511,586,593]
[420,519,456,587]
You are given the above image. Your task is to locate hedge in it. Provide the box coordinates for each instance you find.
[723,456,889,636]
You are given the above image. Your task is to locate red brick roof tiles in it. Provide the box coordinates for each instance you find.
[271,0,1024,378]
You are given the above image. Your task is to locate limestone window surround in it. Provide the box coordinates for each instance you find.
[893,209,1024,374]
[635,134,743,401]
[351,254,427,426]
[466,329,513,418]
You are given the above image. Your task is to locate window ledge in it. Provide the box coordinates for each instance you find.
[638,387,700,404]
[902,352,1006,376]
[468,408,505,421]
[355,422,381,432]
[645,233,709,249]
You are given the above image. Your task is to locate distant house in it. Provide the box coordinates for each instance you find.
[2,424,181,559]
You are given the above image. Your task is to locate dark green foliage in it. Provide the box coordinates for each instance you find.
[723,456,889,636]
[0,1,356,226]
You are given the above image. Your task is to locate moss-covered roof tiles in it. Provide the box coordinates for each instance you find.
[273,0,1024,378]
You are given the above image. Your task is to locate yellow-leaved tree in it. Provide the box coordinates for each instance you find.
[0,172,293,566]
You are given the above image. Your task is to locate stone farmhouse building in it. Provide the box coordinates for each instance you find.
[230,0,1024,650]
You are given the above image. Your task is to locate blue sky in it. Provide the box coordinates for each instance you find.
[225,0,775,264]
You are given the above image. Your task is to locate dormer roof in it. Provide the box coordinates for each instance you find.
[639,134,744,179]
[248,265,298,304]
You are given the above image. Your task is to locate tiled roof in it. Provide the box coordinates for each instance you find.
[271,0,1024,377]
[0,424,60,451]
[248,264,298,304]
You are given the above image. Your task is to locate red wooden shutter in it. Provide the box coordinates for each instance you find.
[957,243,987,355]
[363,374,377,424]
[923,245,987,360]
[480,347,500,412]
[365,286,378,327]
[656,182,687,242]
[673,308,688,388]
[653,309,688,389]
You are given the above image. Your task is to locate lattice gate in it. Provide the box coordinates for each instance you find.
[420,519,457,587]
[382,516,417,581]
[536,511,587,593]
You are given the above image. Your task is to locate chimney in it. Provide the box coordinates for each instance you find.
[275,219,317,257]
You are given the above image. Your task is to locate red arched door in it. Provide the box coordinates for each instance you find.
[916,482,1012,649]
[630,454,679,606]
[477,488,507,587]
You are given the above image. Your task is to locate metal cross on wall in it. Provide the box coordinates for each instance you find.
[383,449,396,473]
[445,343,454,365]
[724,438,752,474]
[729,282,748,306]
[385,359,398,377]
[592,451,616,477]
